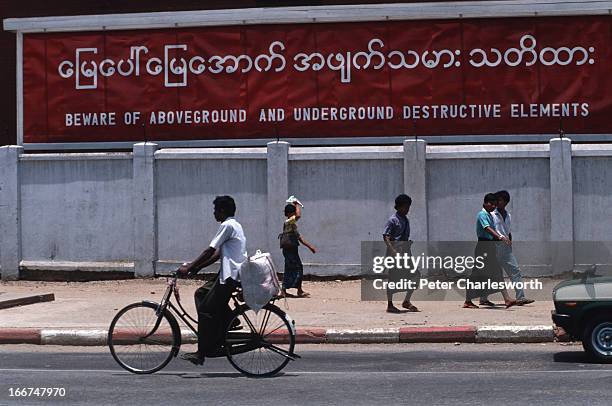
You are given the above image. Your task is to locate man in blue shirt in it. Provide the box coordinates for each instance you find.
[464,193,516,309]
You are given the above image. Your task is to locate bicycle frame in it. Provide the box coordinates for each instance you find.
[145,274,298,361]
[151,274,198,337]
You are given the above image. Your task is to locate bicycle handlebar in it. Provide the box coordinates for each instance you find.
[172,269,198,280]
[166,270,184,284]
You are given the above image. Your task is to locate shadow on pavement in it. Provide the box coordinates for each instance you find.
[152,371,298,379]
[553,351,598,364]
[195,372,299,379]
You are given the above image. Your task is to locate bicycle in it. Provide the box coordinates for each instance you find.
[108,272,299,377]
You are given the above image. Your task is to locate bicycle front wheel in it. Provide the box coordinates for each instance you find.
[108,302,180,374]
[225,303,296,377]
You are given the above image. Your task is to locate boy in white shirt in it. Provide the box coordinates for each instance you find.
[492,190,535,306]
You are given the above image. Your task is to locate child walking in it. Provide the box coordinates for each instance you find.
[383,194,420,313]
[280,200,316,298]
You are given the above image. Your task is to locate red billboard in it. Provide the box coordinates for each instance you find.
[21,16,611,143]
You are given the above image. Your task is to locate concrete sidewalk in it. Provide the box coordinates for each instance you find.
[0,279,559,345]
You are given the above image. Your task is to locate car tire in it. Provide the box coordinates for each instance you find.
[582,315,612,363]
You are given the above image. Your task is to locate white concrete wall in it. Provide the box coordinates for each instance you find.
[155,151,267,272]
[572,156,612,241]
[427,158,551,242]
[289,153,403,275]
[1,139,611,279]
[19,154,133,267]
[572,155,612,268]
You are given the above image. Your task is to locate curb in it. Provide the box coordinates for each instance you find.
[0,326,556,346]
[327,328,400,344]
[475,325,554,343]
[401,326,477,343]
[0,328,41,344]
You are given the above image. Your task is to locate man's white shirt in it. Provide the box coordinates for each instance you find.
[492,209,512,238]
[209,217,247,284]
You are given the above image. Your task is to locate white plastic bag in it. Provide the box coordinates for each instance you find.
[239,250,281,312]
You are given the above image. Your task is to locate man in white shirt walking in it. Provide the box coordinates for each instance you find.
[177,195,247,365]
[492,190,535,306]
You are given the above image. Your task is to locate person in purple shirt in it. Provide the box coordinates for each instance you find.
[383,194,420,313]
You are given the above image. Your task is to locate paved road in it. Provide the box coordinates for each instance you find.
[0,343,610,405]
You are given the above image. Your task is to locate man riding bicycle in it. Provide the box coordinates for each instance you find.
[177,195,247,365]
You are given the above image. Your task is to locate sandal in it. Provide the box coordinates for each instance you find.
[386,305,402,313]
[180,352,204,365]
[479,300,496,307]
[463,301,479,309]
[505,300,517,309]
[402,302,420,312]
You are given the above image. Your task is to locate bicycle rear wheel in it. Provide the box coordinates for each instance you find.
[108,301,180,374]
[225,304,296,377]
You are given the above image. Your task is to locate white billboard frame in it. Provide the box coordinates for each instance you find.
[5,0,612,149]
